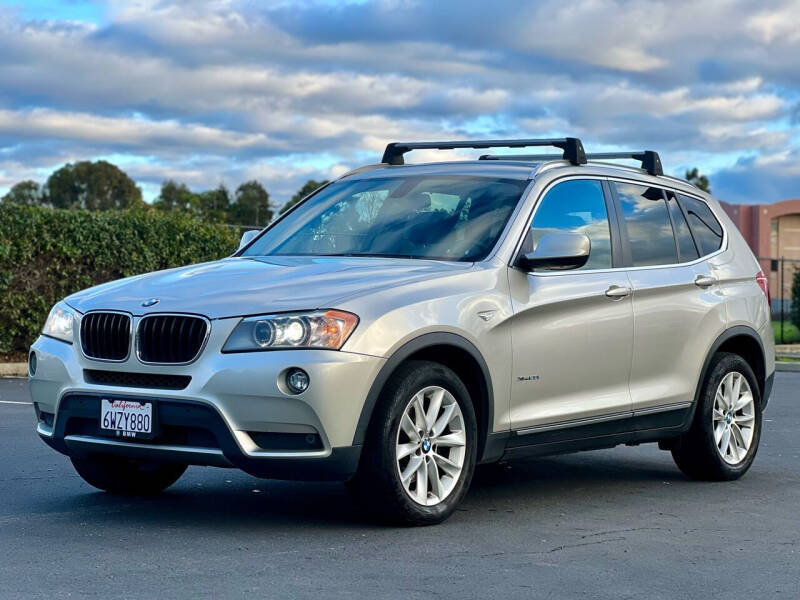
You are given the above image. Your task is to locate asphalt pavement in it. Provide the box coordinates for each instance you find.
[1,375,798,599]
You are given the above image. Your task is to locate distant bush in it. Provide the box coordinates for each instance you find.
[0,204,239,355]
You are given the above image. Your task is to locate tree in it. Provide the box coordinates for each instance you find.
[153,180,195,213]
[280,179,329,215]
[2,180,43,206]
[231,180,272,226]
[792,270,800,331]
[685,168,711,194]
[43,160,143,210]
[191,184,231,223]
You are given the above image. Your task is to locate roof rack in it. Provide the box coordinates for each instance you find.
[479,150,663,176]
[381,138,586,166]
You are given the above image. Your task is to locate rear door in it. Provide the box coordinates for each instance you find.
[508,178,634,431]
[613,181,725,414]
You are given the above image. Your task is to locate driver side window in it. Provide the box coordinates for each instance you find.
[526,179,612,270]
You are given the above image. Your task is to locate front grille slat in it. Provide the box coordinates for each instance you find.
[137,315,207,364]
[159,316,168,362]
[99,313,109,359]
[97,313,105,358]
[80,312,131,361]
[116,314,126,358]
[90,312,99,357]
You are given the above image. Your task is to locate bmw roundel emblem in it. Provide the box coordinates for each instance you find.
[422,439,431,453]
[142,298,160,307]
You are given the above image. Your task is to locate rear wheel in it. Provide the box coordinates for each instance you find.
[672,352,762,481]
[352,360,477,525]
[71,454,187,494]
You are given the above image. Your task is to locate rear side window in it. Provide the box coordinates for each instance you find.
[614,182,678,266]
[677,194,723,255]
[666,192,699,262]
[528,179,612,270]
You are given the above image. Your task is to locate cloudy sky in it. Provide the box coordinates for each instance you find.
[1,0,799,207]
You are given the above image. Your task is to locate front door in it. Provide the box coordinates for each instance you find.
[508,178,634,431]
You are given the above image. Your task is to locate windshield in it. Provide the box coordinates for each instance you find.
[242,175,528,262]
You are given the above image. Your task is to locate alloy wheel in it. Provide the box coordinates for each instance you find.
[395,385,466,506]
[712,371,756,465]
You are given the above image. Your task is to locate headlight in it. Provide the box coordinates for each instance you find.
[42,302,76,343]
[222,310,359,352]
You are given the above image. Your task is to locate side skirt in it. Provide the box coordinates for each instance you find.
[499,403,692,461]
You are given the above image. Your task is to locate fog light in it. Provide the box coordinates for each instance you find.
[28,352,37,377]
[286,368,310,394]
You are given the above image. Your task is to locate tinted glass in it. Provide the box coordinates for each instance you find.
[666,192,699,262]
[243,176,528,261]
[529,179,612,270]
[615,182,678,266]
[678,194,723,255]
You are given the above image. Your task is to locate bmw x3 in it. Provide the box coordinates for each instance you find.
[29,138,775,524]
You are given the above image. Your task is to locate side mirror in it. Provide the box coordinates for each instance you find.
[238,229,259,251]
[517,232,591,271]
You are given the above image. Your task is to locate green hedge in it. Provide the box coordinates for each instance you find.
[0,204,239,355]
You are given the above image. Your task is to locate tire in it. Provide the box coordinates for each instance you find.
[351,360,478,525]
[71,454,187,495]
[672,352,762,481]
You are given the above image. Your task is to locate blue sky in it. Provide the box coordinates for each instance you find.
[1,0,799,207]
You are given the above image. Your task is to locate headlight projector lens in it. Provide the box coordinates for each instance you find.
[285,368,310,394]
[252,320,274,347]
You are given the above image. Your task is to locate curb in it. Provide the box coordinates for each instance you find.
[775,361,800,373]
[775,344,800,354]
[0,363,27,377]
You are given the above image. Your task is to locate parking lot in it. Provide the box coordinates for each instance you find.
[1,374,798,599]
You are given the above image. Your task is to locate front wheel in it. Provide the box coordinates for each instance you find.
[71,454,187,495]
[352,361,477,525]
[672,352,762,481]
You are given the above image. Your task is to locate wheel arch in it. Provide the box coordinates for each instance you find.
[352,332,494,462]
[696,325,767,410]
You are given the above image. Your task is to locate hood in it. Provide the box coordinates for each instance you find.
[65,256,473,319]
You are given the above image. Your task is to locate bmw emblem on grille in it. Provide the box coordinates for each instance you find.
[142,298,160,307]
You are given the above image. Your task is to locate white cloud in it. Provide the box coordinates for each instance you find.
[0,108,280,152]
[1,0,800,203]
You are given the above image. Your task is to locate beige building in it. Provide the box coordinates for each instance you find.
[721,199,800,303]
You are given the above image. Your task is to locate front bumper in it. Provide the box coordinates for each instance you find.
[29,323,385,481]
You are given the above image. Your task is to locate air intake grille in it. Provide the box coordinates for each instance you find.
[137,314,208,364]
[84,369,191,390]
[80,312,131,361]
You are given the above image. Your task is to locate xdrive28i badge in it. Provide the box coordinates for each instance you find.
[141,298,160,307]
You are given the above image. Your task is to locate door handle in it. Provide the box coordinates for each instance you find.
[605,285,631,299]
[694,274,716,288]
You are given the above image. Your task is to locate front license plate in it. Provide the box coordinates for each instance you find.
[100,399,154,439]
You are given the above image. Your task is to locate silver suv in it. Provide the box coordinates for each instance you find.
[29,138,775,525]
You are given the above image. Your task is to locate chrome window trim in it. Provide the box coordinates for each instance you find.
[77,309,134,363]
[507,173,728,277]
[135,312,212,366]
